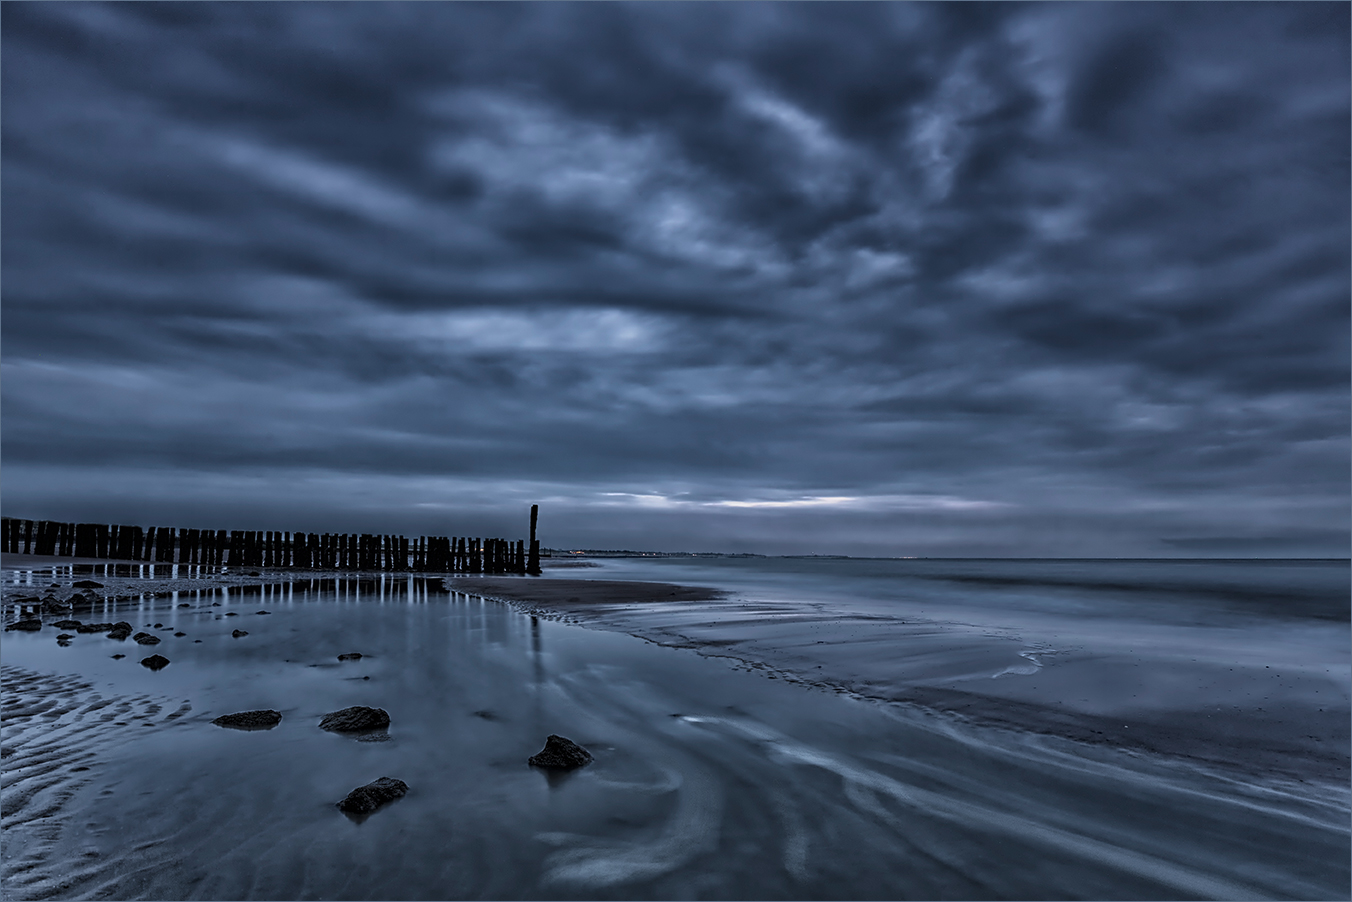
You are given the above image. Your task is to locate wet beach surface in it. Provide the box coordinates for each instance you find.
[2,558,1348,900]
[469,558,1350,785]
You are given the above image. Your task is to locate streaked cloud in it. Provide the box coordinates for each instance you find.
[1,2,1345,556]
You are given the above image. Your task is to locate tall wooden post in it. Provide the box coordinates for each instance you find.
[528,504,541,575]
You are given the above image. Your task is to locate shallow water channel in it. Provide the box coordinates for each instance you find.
[1,574,1347,900]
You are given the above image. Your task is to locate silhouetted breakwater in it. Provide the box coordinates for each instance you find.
[0,516,535,575]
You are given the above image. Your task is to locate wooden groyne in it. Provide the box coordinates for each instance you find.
[0,511,543,576]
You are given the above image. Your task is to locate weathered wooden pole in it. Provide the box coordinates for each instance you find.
[528,504,541,575]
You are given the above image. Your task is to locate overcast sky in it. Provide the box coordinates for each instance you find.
[2,2,1347,557]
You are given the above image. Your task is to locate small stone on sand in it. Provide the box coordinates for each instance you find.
[337,777,408,816]
[319,706,390,732]
[528,734,593,769]
[140,654,170,671]
[212,710,282,730]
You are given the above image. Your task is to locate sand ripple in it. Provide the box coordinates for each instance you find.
[1,665,192,901]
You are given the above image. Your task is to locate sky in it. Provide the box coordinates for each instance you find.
[2,2,1348,558]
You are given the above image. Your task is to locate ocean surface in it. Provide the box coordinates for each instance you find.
[1,556,1347,900]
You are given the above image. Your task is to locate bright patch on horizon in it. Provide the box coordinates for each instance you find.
[597,492,1009,511]
[712,496,858,509]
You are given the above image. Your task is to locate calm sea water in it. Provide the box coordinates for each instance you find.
[1,558,1347,900]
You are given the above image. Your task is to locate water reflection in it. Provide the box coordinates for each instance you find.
[1,565,1347,901]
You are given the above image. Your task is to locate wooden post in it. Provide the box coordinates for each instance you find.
[528,504,541,575]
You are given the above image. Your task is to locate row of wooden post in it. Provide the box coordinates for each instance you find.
[0,510,543,576]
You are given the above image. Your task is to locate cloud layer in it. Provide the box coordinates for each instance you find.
[3,2,1347,556]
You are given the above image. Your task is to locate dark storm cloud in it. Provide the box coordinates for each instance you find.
[2,2,1347,556]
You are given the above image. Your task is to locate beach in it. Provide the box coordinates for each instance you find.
[2,555,1348,900]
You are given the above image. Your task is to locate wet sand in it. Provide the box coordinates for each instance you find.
[453,574,1349,786]
[2,561,1348,899]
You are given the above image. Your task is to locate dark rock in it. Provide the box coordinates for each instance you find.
[211,602,221,606]
[107,621,132,640]
[212,710,282,730]
[528,734,593,769]
[56,633,74,640]
[75,622,115,634]
[336,777,408,816]
[232,629,248,638]
[53,619,83,629]
[153,623,164,628]
[319,706,390,733]
[337,653,363,661]
[256,611,271,615]
[194,639,202,643]
[73,580,103,589]
[133,633,161,645]
[248,571,260,576]
[225,612,238,617]
[178,603,191,608]
[5,620,41,632]
[174,631,186,637]
[111,654,126,659]
[140,654,170,671]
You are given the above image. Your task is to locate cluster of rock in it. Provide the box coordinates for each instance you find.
[5,617,134,639]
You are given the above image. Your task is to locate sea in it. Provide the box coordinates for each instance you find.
[1,556,1347,900]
